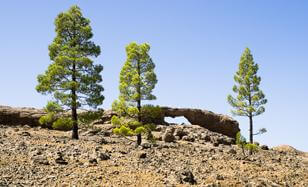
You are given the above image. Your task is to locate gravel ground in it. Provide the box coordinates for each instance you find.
[0,124,307,186]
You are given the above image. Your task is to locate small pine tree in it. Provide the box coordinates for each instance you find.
[113,42,157,146]
[236,132,259,156]
[228,48,267,144]
[36,6,104,139]
[236,132,247,156]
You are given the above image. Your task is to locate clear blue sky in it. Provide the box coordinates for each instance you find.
[0,1,307,151]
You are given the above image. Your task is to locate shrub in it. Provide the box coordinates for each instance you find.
[39,101,63,128]
[52,117,73,131]
[236,132,247,156]
[78,110,103,128]
[236,132,260,155]
[39,112,56,128]
[245,143,259,153]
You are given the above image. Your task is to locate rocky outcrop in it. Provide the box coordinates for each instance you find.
[0,105,45,126]
[0,105,240,139]
[156,124,235,145]
[160,107,240,139]
[99,107,240,138]
[99,109,117,124]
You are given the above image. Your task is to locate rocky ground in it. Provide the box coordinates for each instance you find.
[0,124,307,187]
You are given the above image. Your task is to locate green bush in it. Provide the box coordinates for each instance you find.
[245,143,259,153]
[39,101,63,128]
[39,112,56,128]
[52,117,73,131]
[78,110,103,128]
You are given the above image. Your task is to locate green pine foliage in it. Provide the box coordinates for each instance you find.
[236,132,259,156]
[119,42,157,103]
[39,101,102,131]
[39,101,63,128]
[45,101,63,113]
[236,132,247,156]
[228,48,267,144]
[39,101,72,131]
[39,112,56,128]
[112,42,158,146]
[111,99,156,141]
[52,117,73,131]
[36,5,104,139]
[245,143,259,153]
[236,132,247,146]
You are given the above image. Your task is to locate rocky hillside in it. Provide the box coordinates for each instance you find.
[0,124,307,186]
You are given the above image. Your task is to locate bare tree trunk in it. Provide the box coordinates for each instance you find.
[248,114,253,155]
[249,115,253,144]
[248,92,253,155]
[71,61,79,140]
[137,99,142,146]
[72,104,78,139]
[136,59,142,146]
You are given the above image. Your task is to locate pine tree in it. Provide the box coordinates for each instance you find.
[113,42,157,146]
[227,48,267,144]
[36,5,104,139]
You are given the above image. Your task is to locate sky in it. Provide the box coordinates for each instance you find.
[0,1,307,151]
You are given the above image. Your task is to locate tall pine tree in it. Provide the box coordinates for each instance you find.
[113,42,157,146]
[227,48,267,144]
[36,5,104,139]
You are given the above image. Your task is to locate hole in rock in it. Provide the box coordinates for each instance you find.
[164,116,191,125]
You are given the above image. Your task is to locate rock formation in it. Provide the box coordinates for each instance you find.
[160,107,240,139]
[0,105,45,126]
[97,107,240,139]
[0,105,240,139]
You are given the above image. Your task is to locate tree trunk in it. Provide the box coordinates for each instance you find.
[248,114,253,155]
[71,61,79,140]
[248,93,253,155]
[249,115,253,144]
[72,105,78,139]
[136,93,142,146]
[136,58,142,146]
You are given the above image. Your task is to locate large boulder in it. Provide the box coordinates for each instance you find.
[0,105,45,126]
[160,107,240,139]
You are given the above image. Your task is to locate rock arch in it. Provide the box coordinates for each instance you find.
[160,107,240,139]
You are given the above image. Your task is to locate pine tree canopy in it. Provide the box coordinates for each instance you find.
[112,42,158,145]
[119,42,157,104]
[227,48,267,117]
[36,5,104,109]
